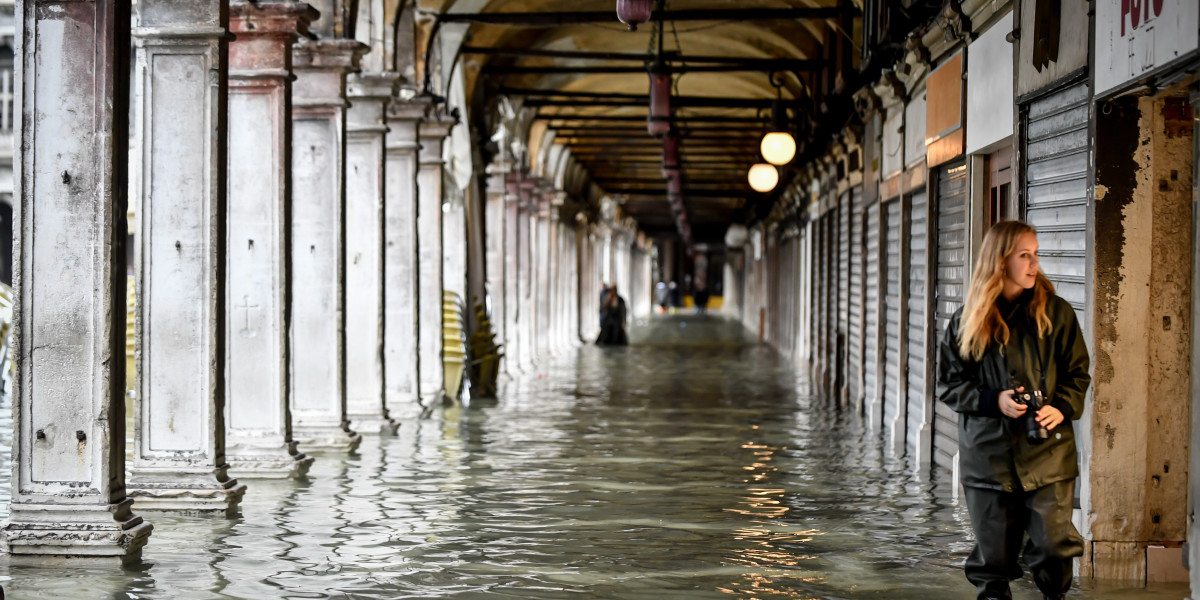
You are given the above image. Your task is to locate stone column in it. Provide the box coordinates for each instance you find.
[290,38,366,450]
[484,161,510,375]
[535,199,552,359]
[1,0,152,563]
[223,1,317,479]
[502,173,522,375]
[344,72,401,434]
[128,0,246,515]
[383,97,428,420]
[417,112,456,407]
[548,212,561,354]
[517,180,537,371]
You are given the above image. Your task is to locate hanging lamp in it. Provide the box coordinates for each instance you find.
[759,73,797,166]
[616,0,654,31]
[748,163,779,193]
[646,3,671,137]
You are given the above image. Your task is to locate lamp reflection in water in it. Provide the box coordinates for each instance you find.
[719,433,823,598]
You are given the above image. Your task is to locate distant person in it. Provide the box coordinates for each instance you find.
[654,281,669,314]
[667,281,680,313]
[598,282,609,326]
[595,284,628,346]
[693,286,709,314]
[937,220,1090,600]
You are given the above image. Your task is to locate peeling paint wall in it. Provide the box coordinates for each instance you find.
[1090,93,1194,582]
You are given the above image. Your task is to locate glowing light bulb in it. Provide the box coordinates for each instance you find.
[747,163,779,193]
[760,131,796,165]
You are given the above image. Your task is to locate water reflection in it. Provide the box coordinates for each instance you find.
[0,315,1190,599]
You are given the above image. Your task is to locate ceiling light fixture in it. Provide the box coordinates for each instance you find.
[748,163,779,193]
[760,73,796,165]
[616,0,654,31]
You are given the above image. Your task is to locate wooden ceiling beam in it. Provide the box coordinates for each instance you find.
[436,7,847,25]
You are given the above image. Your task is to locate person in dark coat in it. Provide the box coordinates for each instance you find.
[595,284,628,346]
[937,220,1090,600]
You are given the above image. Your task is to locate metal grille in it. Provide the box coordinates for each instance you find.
[847,186,865,406]
[863,201,881,419]
[1024,80,1090,330]
[882,198,903,434]
[905,189,929,461]
[933,161,968,472]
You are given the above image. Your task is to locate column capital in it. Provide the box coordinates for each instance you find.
[230,0,317,37]
[348,71,403,100]
[292,38,367,109]
[229,1,318,82]
[420,112,458,140]
[293,37,368,71]
[388,92,433,122]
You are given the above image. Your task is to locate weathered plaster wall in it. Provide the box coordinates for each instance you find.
[1090,94,1193,582]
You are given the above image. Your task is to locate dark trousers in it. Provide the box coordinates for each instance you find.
[963,480,1083,600]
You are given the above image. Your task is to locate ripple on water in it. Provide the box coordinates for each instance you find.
[0,316,1188,599]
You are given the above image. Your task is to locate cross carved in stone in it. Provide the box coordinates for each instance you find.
[237,295,261,338]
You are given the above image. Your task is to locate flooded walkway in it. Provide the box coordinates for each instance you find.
[0,315,1188,599]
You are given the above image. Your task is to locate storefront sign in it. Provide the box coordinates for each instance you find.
[1095,0,1199,95]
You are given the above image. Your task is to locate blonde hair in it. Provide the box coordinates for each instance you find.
[958,220,1055,361]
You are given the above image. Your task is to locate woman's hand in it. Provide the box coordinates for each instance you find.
[998,387,1028,419]
[1035,405,1065,431]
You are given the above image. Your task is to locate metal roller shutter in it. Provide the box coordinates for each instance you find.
[823,212,836,392]
[816,216,828,381]
[882,198,904,438]
[1023,81,1090,328]
[933,161,968,472]
[838,191,850,399]
[847,186,865,406]
[864,201,881,421]
[906,189,930,462]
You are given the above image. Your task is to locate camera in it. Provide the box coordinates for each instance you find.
[1013,387,1049,445]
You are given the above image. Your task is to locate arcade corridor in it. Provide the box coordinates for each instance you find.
[0,317,1186,599]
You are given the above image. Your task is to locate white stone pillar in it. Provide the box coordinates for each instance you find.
[484,162,510,375]
[383,97,428,420]
[502,173,522,375]
[535,200,551,359]
[224,1,317,479]
[344,72,401,434]
[417,112,456,407]
[444,197,468,300]
[517,181,536,371]
[1,0,153,563]
[290,38,366,450]
[128,1,247,515]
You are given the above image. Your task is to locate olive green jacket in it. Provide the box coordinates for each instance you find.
[936,290,1091,492]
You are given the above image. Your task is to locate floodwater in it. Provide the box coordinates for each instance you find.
[0,315,1189,599]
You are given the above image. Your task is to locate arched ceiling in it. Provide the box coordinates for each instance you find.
[415,0,861,243]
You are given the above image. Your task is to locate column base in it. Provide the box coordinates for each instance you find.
[128,467,247,517]
[1,499,153,565]
[227,440,315,479]
[417,391,445,418]
[347,414,399,435]
[385,393,424,420]
[292,424,362,451]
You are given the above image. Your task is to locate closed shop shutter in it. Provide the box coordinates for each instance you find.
[826,211,838,388]
[847,186,865,406]
[906,189,930,461]
[1023,80,1090,328]
[816,217,827,379]
[882,198,904,436]
[838,191,851,392]
[933,161,968,472]
[863,201,881,419]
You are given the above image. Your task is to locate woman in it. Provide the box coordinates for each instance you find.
[936,221,1090,600]
[595,284,628,346]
